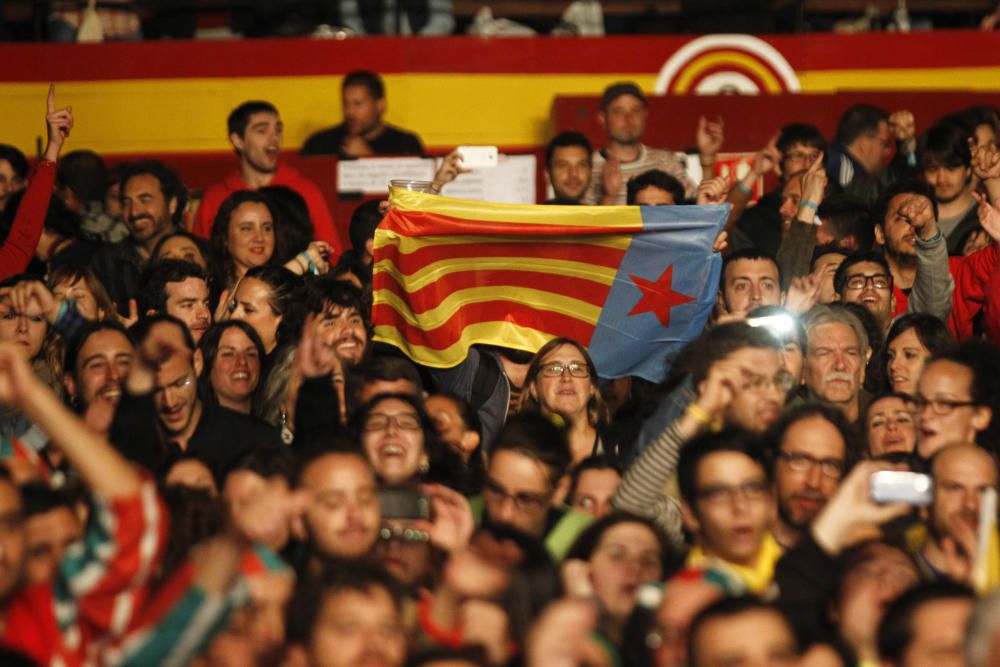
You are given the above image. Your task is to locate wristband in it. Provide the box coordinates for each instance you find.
[297,251,317,275]
[735,180,753,195]
[54,298,72,326]
[800,200,818,212]
[919,229,943,244]
[686,403,713,427]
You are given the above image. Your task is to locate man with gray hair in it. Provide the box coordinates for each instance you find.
[801,304,870,424]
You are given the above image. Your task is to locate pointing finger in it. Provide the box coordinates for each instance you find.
[47,83,55,114]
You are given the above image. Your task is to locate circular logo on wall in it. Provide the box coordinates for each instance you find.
[654,34,800,95]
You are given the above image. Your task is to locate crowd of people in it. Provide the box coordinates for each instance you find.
[2,69,1000,667]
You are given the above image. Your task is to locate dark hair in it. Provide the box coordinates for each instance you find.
[138,259,208,315]
[777,123,826,155]
[241,265,303,349]
[877,580,973,664]
[56,150,108,205]
[832,250,893,297]
[545,131,593,171]
[881,313,955,393]
[63,319,134,380]
[873,179,939,231]
[159,485,226,578]
[568,454,623,502]
[349,199,384,254]
[20,481,75,518]
[816,195,874,251]
[918,120,973,171]
[0,144,28,181]
[721,247,783,292]
[836,104,890,146]
[303,273,370,326]
[287,560,403,646]
[566,512,674,575]
[680,322,781,389]
[47,264,116,322]
[343,70,385,100]
[42,195,83,240]
[520,337,610,428]
[764,402,857,475]
[966,105,1000,134]
[627,169,686,205]
[196,320,265,407]
[131,313,195,353]
[677,428,769,507]
[226,444,297,487]
[600,81,646,111]
[259,185,313,263]
[926,339,1000,449]
[227,100,279,138]
[209,190,283,289]
[811,243,851,270]
[151,230,209,267]
[120,161,187,225]
[688,596,795,667]
[346,355,424,414]
[491,412,572,489]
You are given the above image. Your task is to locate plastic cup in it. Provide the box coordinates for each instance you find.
[389,179,434,193]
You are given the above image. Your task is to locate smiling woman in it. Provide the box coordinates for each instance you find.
[210,190,284,291]
[196,320,266,416]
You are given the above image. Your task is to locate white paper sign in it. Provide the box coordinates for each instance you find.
[437,154,537,204]
[336,157,435,194]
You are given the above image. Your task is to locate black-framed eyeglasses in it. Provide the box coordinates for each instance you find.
[695,480,769,506]
[845,274,891,291]
[483,477,551,513]
[778,451,844,478]
[363,412,421,432]
[539,361,590,379]
[911,395,979,416]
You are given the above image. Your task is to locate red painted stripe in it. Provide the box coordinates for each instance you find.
[675,62,773,95]
[374,266,613,312]
[381,209,642,237]
[376,239,626,274]
[373,300,596,350]
[3,31,997,83]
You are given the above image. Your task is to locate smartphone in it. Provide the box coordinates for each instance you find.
[870,471,933,506]
[378,488,430,520]
[456,145,499,169]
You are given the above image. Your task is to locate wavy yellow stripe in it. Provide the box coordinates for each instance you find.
[388,189,645,228]
[375,285,601,328]
[674,51,782,93]
[373,230,632,252]
[374,321,556,368]
[375,256,616,290]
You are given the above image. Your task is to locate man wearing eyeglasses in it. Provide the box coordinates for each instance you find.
[833,251,897,335]
[765,403,852,549]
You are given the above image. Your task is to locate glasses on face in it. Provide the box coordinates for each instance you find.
[778,451,844,478]
[483,477,551,513]
[363,412,421,432]
[784,150,821,164]
[743,370,795,394]
[539,361,590,379]
[845,274,891,291]
[696,480,769,506]
[911,394,978,416]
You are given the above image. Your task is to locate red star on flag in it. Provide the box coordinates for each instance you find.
[628,265,695,328]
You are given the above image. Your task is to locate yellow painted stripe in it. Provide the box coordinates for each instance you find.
[388,190,645,228]
[373,230,632,252]
[674,51,782,94]
[374,321,555,368]
[796,67,1000,92]
[375,256,616,289]
[374,285,601,327]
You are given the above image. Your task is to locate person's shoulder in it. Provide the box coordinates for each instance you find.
[381,125,424,152]
[301,125,345,155]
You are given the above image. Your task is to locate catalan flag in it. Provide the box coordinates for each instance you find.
[372,190,726,382]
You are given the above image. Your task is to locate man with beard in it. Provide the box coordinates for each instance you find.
[587,81,722,205]
[302,70,423,159]
[544,131,592,205]
[303,276,369,369]
[192,101,342,251]
[919,120,980,255]
[801,305,870,425]
[765,403,851,548]
[834,252,897,335]
[907,444,997,588]
[63,320,134,436]
[92,161,184,316]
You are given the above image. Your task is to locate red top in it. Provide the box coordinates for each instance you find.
[0,160,55,281]
[191,162,344,254]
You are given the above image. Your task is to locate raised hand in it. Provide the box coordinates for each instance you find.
[432,149,472,193]
[697,115,724,159]
[296,312,339,380]
[784,269,823,315]
[44,84,74,162]
[900,194,938,240]
[751,134,782,177]
[970,137,1000,181]
[9,280,58,324]
[696,176,728,205]
[799,151,827,210]
[341,134,372,158]
[415,483,474,553]
[973,191,1000,244]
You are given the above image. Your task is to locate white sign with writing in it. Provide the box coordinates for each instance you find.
[336,157,435,194]
[437,154,537,204]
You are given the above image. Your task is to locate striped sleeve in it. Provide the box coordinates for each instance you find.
[612,419,686,551]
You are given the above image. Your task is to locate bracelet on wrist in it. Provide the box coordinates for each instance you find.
[800,200,818,212]
[686,403,712,426]
[735,180,753,195]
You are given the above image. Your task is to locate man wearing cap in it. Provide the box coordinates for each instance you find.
[588,81,723,206]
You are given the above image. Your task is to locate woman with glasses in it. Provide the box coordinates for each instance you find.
[565,513,673,648]
[881,313,954,396]
[352,392,459,489]
[520,337,610,466]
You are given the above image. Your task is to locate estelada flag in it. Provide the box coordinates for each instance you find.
[372,190,726,382]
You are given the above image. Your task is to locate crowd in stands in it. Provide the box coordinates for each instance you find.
[3,67,1000,667]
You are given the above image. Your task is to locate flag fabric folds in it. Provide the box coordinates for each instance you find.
[372,190,726,382]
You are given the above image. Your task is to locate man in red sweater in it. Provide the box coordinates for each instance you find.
[191,101,344,253]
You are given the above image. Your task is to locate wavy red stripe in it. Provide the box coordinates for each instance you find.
[376,239,626,275]
[381,209,643,237]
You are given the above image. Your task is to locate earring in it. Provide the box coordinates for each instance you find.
[418,460,429,474]
[280,409,294,445]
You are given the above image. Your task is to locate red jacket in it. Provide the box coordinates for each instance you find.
[192,162,344,253]
[0,160,55,280]
[950,243,999,340]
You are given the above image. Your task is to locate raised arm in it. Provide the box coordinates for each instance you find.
[905,195,954,322]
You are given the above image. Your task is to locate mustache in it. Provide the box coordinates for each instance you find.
[823,372,854,384]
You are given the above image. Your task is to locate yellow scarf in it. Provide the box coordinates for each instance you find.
[685,533,784,595]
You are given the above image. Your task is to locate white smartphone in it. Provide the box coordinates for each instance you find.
[456,145,498,169]
[870,471,933,506]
